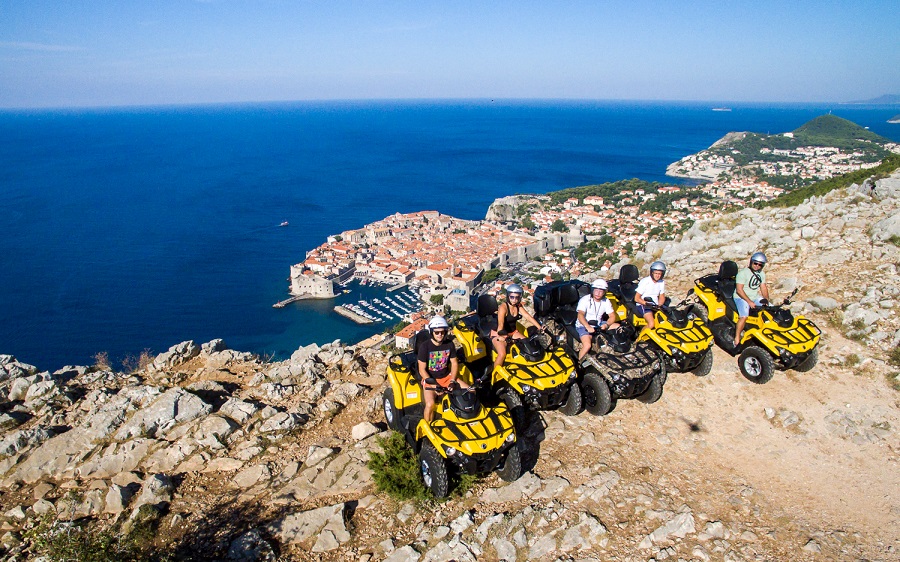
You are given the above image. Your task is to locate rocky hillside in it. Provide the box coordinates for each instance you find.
[1,172,899,561]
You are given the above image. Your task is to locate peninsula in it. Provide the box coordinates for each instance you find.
[667,114,900,196]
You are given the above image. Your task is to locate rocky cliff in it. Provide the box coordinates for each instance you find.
[1,172,899,561]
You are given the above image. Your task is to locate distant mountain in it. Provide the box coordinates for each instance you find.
[792,114,889,144]
[844,94,900,105]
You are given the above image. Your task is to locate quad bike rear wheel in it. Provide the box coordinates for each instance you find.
[738,345,775,384]
[383,388,401,431]
[497,442,522,482]
[792,347,819,373]
[580,371,613,416]
[691,348,714,377]
[691,301,709,323]
[419,441,449,498]
[559,380,583,416]
[500,390,526,430]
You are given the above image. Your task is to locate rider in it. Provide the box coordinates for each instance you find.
[733,252,770,347]
[576,279,620,361]
[418,316,467,423]
[492,284,543,371]
[635,261,667,337]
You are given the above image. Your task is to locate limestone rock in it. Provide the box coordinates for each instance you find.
[219,398,260,425]
[131,473,174,513]
[227,528,275,561]
[114,388,212,440]
[148,340,201,372]
[265,502,350,549]
[351,422,380,441]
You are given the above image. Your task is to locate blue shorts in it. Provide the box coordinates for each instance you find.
[576,323,606,338]
[635,304,651,316]
[735,298,763,318]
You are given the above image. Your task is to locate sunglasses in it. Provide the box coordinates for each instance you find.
[751,261,764,267]
[508,294,522,299]
[432,329,447,335]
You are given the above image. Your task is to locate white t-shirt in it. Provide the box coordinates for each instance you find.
[577,294,614,324]
[636,276,666,304]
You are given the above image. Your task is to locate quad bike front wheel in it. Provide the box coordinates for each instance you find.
[383,388,401,431]
[637,370,665,404]
[738,345,775,384]
[559,380,583,416]
[497,442,522,482]
[691,348,714,377]
[419,441,449,498]
[580,371,613,416]
[792,347,819,373]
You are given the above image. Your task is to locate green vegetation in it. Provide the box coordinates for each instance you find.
[24,509,159,562]
[520,216,535,230]
[766,154,900,208]
[792,114,887,145]
[710,114,891,169]
[388,320,410,334]
[429,294,445,306]
[367,432,430,502]
[548,178,667,205]
[481,268,502,284]
[550,219,567,232]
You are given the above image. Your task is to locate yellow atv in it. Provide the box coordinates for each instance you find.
[533,280,668,416]
[452,294,580,426]
[606,264,715,377]
[383,330,521,498]
[687,260,821,384]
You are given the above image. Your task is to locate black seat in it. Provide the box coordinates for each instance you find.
[616,264,640,315]
[717,260,739,315]
[406,329,432,381]
[556,283,581,326]
[476,293,499,339]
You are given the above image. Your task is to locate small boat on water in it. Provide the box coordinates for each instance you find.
[711,107,732,112]
[280,221,289,227]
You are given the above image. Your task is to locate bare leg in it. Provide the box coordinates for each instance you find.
[423,389,436,423]
[493,337,507,369]
[579,334,592,360]
[639,311,655,337]
[734,316,747,346]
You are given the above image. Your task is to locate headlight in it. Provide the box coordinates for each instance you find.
[445,446,457,456]
[520,384,537,395]
[567,370,577,380]
[505,433,516,443]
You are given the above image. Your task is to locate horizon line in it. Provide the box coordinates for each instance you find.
[3,96,900,113]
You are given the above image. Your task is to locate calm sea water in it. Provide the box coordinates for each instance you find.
[1,100,898,371]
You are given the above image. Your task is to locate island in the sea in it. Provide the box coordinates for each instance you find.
[889,114,900,124]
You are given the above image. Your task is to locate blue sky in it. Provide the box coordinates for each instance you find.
[1,1,898,108]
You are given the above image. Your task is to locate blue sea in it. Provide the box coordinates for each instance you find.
[2,100,898,371]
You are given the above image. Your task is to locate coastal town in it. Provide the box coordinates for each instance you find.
[284,114,900,345]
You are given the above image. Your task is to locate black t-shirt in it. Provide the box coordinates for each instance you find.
[417,338,457,380]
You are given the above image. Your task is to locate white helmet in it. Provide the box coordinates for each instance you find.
[591,279,608,291]
[506,283,523,295]
[428,316,449,332]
